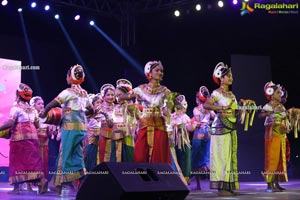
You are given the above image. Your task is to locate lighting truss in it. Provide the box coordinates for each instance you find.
[50,0,199,18]
[48,0,199,47]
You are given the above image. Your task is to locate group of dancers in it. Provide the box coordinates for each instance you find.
[0,60,294,196]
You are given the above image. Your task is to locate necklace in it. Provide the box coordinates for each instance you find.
[102,102,114,112]
[70,84,87,97]
[145,82,163,95]
[148,82,160,87]
[197,105,209,114]
[270,100,280,109]
[17,102,34,113]
[219,85,232,98]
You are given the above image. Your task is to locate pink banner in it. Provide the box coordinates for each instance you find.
[0,58,21,167]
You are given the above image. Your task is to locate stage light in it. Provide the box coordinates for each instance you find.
[218,1,224,7]
[91,24,144,76]
[89,20,95,26]
[244,0,249,2]
[195,4,201,11]
[233,0,238,5]
[1,0,8,6]
[74,15,80,21]
[44,5,50,11]
[31,2,37,8]
[54,14,59,19]
[174,10,180,17]
[18,8,22,12]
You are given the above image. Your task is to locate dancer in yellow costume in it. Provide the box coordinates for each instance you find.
[203,62,239,196]
[259,81,288,192]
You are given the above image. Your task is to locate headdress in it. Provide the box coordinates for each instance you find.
[68,64,85,84]
[175,95,188,109]
[213,62,231,85]
[100,83,115,97]
[88,93,96,102]
[116,79,132,93]
[280,85,288,104]
[198,86,210,102]
[29,96,43,106]
[264,81,287,101]
[92,93,102,104]
[264,81,277,100]
[144,60,163,80]
[17,83,33,101]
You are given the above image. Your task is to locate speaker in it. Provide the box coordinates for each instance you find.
[76,162,189,200]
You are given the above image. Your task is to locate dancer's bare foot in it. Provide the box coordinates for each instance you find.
[218,190,234,196]
[8,184,20,194]
[275,182,286,191]
[38,178,48,194]
[230,190,240,195]
[49,185,62,195]
[18,183,25,191]
[27,183,34,192]
[266,182,282,192]
[65,183,76,191]
[190,180,201,190]
[8,189,20,194]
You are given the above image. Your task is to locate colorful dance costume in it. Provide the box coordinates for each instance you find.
[30,96,50,179]
[41,65,93,193]
[84,112,101,171]
[98,84,115,163]
[204,62,240,195]
[261,81,288,192]
[0,83,47,194]
[112,79,136,162]
[170,95,191,184]
[133,61,171,164]
[191,86,215,178]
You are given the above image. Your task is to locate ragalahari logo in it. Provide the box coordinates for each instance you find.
[240,2,298,15]
[240,2,254,16]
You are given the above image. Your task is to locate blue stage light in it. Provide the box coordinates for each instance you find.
[74,15,80,21]
[31,2,37,8]
[44,5,50,11]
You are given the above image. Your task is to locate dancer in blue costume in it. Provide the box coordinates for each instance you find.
[191,86,215,190]
[40,64,94,195]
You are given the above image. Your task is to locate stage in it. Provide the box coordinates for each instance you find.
[0,179,299,200]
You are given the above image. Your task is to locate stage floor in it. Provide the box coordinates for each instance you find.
[0,179,299,200]
[186,178,300,200]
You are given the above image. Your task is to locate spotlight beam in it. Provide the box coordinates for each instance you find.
[56,19,98,92]
[92,24,143,76]
[18,11,41,95]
